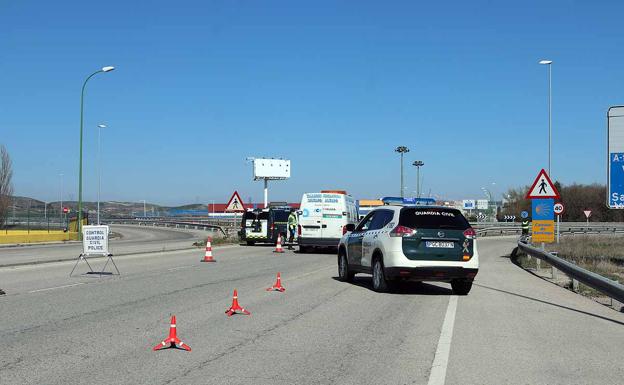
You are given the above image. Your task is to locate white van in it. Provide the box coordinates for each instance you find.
[297,190,358,252]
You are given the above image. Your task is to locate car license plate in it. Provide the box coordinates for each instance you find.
[425,241,454,249]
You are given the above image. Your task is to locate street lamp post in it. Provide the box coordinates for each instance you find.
[77,66,114,238]
[412,160,424,198]
[96,124,107,225]
[395,146,410,197]
[539,59,553,176]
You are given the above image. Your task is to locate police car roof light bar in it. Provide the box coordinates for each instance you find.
[380,197,436,206]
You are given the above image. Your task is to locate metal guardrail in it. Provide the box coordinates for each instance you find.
[516,240,624,304]
[477,224,624,237]
[105,220,230,237]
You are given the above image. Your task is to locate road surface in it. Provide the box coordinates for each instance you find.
[1,237,623,384]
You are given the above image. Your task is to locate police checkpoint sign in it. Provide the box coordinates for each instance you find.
[82,225,109,255]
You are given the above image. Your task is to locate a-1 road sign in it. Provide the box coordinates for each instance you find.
[553,202,565,215]
[607,107,624,208]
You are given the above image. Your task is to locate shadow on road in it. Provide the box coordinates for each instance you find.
[474,283,624,326]
[332,276,453,295]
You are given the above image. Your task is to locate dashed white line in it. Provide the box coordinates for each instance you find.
[427,295,458,385]
[29,283,85,293]
[167,265,194,271]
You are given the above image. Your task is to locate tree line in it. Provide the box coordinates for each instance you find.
[499,182,624,222]
[0,145,13,228]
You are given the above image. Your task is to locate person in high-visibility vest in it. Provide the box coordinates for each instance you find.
[521,219,530,235]
[287,211,298,250]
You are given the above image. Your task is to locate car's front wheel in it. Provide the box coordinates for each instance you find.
[338,251,354,282]
[372,257,392,292]
[451,279,473,295]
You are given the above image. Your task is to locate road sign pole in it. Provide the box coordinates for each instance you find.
[556,214,560,243]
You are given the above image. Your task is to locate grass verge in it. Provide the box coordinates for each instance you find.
[514,235,624,308]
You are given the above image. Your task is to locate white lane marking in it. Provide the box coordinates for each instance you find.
[29,283,85,293]
[427,295,458,385]
[167,265,194,271]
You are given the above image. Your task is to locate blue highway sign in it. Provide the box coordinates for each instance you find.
[609,152,624,208]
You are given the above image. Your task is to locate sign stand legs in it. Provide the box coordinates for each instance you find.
[69,253,120,277]
[100,253,120,276]
[70,254,94,277]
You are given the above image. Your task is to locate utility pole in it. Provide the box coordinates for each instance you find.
[539,59,553,176]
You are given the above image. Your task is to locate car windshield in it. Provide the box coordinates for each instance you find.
[243,211,269,221]
[272,210,290,222]
[399,208,469,230]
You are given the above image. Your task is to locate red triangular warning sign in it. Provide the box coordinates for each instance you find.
[526,169,560,199]
[225,191,246,212]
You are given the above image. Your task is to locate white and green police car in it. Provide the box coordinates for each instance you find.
[337,198,478,295]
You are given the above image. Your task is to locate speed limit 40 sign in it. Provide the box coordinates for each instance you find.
[553,202,565,215]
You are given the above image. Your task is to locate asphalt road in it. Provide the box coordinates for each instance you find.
[1,237,624,384]
[0,225,210,266]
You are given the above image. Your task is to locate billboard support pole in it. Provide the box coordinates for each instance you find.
[264,179,268,208]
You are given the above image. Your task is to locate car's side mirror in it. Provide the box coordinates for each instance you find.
[345,223,356,232]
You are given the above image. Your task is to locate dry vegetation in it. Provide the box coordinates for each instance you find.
[500,183,624,222]
[546,235,624,283]
[0,145,13,229]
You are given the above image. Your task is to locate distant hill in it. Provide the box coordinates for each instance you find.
[7,196,207,218]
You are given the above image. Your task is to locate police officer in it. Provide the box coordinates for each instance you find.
[521,218,530,235]
[287,210,298,250]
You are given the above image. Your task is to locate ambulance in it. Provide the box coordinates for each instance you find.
[297,190,358,252]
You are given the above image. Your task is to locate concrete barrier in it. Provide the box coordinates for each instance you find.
[0,230,79,244]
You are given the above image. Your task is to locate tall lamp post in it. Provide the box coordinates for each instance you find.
[539,59,553,176]
[96,124,107,225]
[412,160,424,198]
[395,146,410,197]
[77,66,114,238]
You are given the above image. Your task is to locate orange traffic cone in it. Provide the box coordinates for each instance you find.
[225,289,251,316]
[152,315,191,351]
[266,272,286,292]
[201,238,216,262]
[273,234,284,253]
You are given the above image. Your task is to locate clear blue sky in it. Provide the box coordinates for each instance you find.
[2,0,623,205]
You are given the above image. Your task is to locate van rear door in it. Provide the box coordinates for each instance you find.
[320,194,346,240]
[300,194,323,241]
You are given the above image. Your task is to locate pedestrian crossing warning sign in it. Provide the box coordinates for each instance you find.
[225,191,245,212]
[526,169,560,199]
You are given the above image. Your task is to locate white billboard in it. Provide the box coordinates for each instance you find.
[253,158,291,180]
[462,200,475,210]
[477,199,489,210]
